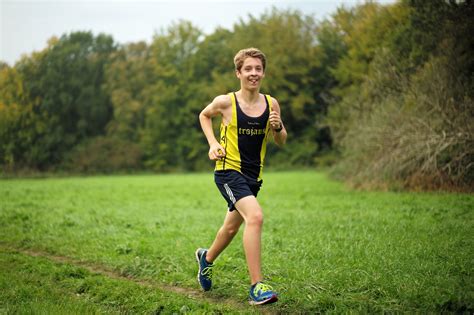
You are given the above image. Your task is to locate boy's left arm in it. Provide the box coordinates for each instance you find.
[269,98,287,146]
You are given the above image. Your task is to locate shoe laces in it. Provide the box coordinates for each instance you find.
[255,282,273,293]
[201,265,213,280]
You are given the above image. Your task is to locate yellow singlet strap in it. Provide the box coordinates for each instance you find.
[229,92,237,125]
[265,94,273,112]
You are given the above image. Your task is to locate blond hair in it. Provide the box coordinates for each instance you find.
[233,48,266,72]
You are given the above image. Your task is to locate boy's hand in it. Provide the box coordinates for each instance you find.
[209,142,226,161]
[269,110,282,130]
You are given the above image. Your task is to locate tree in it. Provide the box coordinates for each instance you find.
[140,21,204,171]
[16,32,116,169]
[326,0,474,190]
[104,41,152,142]
[0,52,51,171]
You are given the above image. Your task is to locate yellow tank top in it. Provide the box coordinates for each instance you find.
[215,92,273,181]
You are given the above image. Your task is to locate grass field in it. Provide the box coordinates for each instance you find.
[0,171,473,313]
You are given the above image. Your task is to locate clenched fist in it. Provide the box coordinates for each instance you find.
[208,142,226,161]
[269,110,282,130]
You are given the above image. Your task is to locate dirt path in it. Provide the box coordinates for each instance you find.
[1,245,277,314]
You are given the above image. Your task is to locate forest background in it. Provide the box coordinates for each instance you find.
[1,0,472,192]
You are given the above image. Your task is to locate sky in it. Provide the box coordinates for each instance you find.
[1,0,395,66]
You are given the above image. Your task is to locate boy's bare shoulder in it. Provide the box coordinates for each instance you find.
[212,94,232,109]
[270,96,281,111]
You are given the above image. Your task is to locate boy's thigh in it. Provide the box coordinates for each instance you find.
[235,195,263,220]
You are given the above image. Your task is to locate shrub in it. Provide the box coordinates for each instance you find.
[333,50,473,191]
[64,136,143,173]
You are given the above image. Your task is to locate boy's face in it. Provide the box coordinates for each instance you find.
[236,57,265,91]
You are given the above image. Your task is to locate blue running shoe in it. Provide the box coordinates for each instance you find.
[195,248,213,291]
[249,282,278,305]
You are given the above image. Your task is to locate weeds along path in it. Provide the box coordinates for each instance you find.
[1,244,272,314]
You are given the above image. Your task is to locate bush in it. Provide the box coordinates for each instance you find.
[332,50,474,192]
[64,136,143,173]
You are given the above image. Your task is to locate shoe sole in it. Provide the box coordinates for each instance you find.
[195,248,202,285]
[249,294,278,305]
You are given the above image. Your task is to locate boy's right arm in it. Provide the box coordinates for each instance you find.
[199,95,229,161]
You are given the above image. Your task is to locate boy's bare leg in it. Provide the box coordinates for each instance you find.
[206,210,244,263]
[234,195,264,285]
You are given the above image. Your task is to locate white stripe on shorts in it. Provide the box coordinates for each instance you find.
[223,183,236,204]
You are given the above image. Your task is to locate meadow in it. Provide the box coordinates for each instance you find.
[0,171,472,313]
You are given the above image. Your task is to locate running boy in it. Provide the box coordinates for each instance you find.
[196,48,287,305]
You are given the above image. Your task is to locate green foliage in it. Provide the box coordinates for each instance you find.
[103,41,152,142]
[1,32,117,171]
[0,63,49,172]
[336,50,473,190]
[326,0,473,191]
[1,9,335,174]
[141,22,205,171]
[63,136,143,173]
[1,2,472,191]
[326,2,411,142]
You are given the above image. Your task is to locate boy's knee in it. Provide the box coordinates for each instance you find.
[247,212,263,227]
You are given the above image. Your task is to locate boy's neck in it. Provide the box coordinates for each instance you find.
[237,88,260,106]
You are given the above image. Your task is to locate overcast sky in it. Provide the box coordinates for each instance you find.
[1,0,395,66]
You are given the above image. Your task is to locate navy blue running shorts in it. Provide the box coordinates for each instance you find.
[214,170,262,211]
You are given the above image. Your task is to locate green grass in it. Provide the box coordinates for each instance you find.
[0,248,241,314]
[0,171,473,313]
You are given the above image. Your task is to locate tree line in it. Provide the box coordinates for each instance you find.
[1,0,472,191]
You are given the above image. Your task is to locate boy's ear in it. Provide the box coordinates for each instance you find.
[235,70,241,78]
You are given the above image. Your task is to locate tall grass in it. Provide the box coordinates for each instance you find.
[332,49,474,191]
